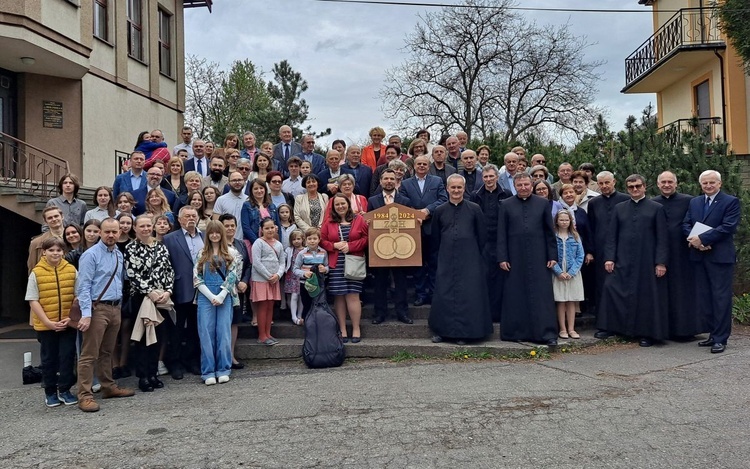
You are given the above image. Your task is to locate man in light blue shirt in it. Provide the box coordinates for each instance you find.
[75,218,134,411]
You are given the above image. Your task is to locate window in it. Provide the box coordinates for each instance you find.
[93,0,107,41]
[127,0,143,61]
[158,9,172,76]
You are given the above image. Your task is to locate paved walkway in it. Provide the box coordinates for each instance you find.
[1,327,748,468]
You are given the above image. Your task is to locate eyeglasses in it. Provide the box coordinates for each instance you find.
[626,183,644,189]
[238,167,251,171]
[270,179,282,183]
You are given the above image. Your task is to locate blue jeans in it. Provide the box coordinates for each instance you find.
[197,278,233,381]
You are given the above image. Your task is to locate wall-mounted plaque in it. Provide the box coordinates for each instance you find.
[363,203,426,268]
[43,101,63,129]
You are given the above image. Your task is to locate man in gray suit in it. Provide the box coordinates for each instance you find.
[272,125,302,176]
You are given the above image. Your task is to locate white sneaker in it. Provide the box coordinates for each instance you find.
[92,383,101,393]
[218,375,229,384]
[157,361,169,376]
[205,377,217,386]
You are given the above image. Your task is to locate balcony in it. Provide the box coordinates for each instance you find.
[622,7,725,93]
[659,116,722,147]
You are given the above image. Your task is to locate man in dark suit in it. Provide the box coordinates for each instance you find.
[295,134,326,175]
[132,166,176,215]
[368,169,413,324]
[272,125,303,176]
[344,145,373,199]
[183,140,209,177]
[113,151,146,197]
[316,149,356,197]
[459,150,483,195]
[162,206,204,379]
[682,170,741,354]
[400,155,448,306]
[428,145,456,185]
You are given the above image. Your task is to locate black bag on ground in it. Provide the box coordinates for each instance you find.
[22,365,42,385]
[302,291,345,369]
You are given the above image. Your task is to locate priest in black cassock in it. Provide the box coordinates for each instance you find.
[597,174,669,347]
[429,174,493,345]
[652,171,704,339]
[587,171,629,319]
[496,172,559,346]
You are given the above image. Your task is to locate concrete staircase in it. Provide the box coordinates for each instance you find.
[235,298,598,361]
[0,184,97,223]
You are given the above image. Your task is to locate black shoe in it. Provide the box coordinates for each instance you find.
[350,337,361,344]
[594,330,613,339]
[698,338,715,347]
[397,315,413,324]
[170,368,184,380]
[711,343,725,354]
[342,337,349,343]
[120,368,132,378]
[138,378,154,393]
[639,338,653,347]
[189,364,202,376]
[431,335,443,343]
[148,376,164,389]
[546,339,558,346]
[414,297,427,307]
[112,367,122,380]
[456,340,467,346]
[372,316,385,325]
[231,362,245,370]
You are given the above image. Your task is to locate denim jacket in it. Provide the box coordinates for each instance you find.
[552,233,584,277]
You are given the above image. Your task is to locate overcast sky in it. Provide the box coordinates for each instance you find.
[184,0,657,147]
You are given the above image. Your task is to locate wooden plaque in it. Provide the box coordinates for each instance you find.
[363,203,425,267]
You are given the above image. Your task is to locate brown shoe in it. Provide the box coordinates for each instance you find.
[78,398,100,412]
[102,385,135,399]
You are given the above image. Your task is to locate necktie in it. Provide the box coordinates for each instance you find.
[197,158,203,176]
[284,144,290,160]
[385,194,393,205]
[703,196,711,219]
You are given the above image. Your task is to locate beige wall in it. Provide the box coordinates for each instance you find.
[81,74,180,187]
[18,73,83,177]
[39,0,81,44]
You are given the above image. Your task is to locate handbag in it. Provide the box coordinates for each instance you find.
[339,224,366,281]
[68,255,120,328]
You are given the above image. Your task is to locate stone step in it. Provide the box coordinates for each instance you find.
[235,332,600,360]
[239,314,597,340]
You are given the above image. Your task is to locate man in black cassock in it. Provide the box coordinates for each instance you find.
[471,164,512,322]
[496,172,559,346]
[652,171,704,339]
[597,174,669,347]
[429,174,493,345]
[587,171,629,320]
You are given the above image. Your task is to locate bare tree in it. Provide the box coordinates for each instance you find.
[380,0,604,142]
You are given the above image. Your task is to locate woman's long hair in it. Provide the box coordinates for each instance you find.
[146,188,171,215]
[94,186,116,217]
[196,220,233,274]
[329,193,355,223]
[554,209,580,242]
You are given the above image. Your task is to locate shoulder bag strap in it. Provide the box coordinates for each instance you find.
[94,254,119,306]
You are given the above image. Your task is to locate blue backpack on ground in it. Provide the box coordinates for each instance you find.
[302,279,345,369]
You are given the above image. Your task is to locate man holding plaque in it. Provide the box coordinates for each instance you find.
[682,170,740,354]
[429,174,492,344]
[400,156,447,306]
[368,169,413,324]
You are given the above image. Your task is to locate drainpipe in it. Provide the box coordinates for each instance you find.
[714,49,728,142]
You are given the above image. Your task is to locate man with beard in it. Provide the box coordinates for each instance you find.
[497,173,558,345]
[471,164,512,322]
[652,171,702,340]
[201,155,228,192]
[213,171,249,240]
[430,174,492,344]
[596,174,668,347]
[162,206,204,379]
[588,171,629,320]
[368,169,412,324]
[133,166,176,215]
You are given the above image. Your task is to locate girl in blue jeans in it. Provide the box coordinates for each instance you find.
[194,220,242,386]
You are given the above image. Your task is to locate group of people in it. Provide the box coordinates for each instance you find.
[27,124,740,413]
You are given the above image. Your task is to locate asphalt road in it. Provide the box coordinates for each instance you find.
[1,329,748,468]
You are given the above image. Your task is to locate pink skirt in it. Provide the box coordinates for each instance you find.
[251,280,281,302]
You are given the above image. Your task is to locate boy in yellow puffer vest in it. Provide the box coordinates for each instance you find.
[25,237,79,408]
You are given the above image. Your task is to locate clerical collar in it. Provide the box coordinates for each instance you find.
[450,199,463,206]
[485,185,498,192]
[631,195,646,203]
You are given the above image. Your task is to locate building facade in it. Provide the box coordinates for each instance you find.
[622,0,749,155]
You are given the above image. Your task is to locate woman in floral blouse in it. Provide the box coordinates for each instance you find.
[193,220,242,385]
[124,215,174,393]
